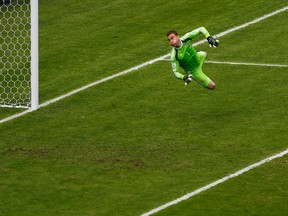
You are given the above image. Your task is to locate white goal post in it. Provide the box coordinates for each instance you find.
[0,0,38,110]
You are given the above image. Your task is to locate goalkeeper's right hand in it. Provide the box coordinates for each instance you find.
[183,75,192,85]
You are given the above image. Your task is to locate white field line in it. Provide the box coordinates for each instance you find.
[162,58,288,68]
[141,148,288,216]
[205,61,288,68]
[0,6,287,125]
[38,55,168,108]
[0,55,167,124]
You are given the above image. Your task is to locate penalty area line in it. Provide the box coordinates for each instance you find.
[141,148,288,216]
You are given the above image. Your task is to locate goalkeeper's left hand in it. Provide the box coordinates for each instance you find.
[207,36,219,48]
[183,75,193,85]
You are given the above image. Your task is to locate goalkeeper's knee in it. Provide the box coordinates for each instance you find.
[207,81,215,90]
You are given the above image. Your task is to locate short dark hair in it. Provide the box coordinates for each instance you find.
[166,30,179,37]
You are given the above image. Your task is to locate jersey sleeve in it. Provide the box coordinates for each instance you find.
[181,26,210,41]
[170,48,184,80]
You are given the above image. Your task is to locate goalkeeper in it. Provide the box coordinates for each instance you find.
[166,27,219,90]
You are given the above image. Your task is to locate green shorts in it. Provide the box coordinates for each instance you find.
[188,51,211,87]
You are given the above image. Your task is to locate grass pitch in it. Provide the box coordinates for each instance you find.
[0,1,288,215]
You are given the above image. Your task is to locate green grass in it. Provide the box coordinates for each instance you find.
[1,0,288,215]
[156,156,288,216]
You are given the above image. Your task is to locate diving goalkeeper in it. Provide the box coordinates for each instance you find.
[166,27,219,90]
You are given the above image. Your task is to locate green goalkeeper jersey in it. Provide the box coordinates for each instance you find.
[170,27,211,80]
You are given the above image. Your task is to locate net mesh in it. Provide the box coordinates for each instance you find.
[0,0,31,108]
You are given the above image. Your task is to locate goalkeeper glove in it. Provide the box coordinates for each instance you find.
[207,36,219,47]
[183,75,192,85]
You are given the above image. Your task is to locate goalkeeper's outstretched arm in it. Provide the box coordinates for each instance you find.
[171,60,184,80]
[181,26,211,40]
[182,27,219,47]
[171,60,192,85]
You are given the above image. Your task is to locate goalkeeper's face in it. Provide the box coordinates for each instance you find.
[167,33,181,48]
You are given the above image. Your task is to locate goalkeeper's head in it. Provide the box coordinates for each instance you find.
[167,30,181,48]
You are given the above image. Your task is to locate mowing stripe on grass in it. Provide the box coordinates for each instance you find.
[141,148,288,216]
[0,6,287,125]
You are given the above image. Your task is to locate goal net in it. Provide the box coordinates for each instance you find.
[0,0,38,109]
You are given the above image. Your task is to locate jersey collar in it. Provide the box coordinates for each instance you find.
[175,40,183,50]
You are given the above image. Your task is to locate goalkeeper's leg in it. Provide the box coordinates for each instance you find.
[192,51,215,90]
